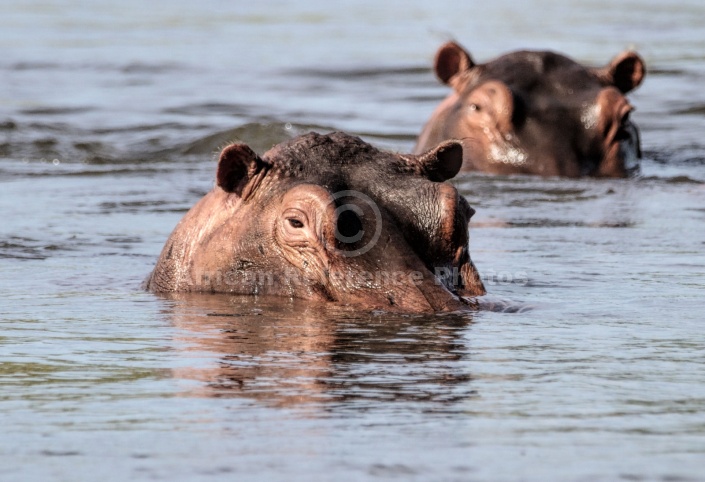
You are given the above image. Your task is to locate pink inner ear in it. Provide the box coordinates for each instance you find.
[612,52,645,93]
[435,42,474,85]
[216,144,260,195]
[597,51,646,94]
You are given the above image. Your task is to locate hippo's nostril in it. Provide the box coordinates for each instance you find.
[614,129,630,142]
[457,195,475,220]
[614,111,633,142]
[336,209,364,245]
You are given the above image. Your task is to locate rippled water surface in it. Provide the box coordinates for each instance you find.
[2,1,705,480]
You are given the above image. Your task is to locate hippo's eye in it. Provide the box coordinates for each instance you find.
[468,103,480,112]
[287,218,304,229]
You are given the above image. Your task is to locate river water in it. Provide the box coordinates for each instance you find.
[2,1,705,480]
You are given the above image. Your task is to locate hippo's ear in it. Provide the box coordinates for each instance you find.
[413,140,464,182]
[216,143,267,197]
[596,51,645,94]
[434,41,475,85]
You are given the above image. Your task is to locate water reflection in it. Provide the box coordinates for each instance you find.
[163,293,475,408]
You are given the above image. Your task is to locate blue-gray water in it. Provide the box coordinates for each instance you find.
[2,1,705,480]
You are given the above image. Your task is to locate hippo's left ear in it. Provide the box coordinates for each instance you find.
[410,140,464,182]
[216,143,267,198]
[596,51,646,94]
[434,42,475,86]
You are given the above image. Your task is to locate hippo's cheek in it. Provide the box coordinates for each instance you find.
[487,141,529,167]
[282,245,331,285]
[456,124,528,170]
[326,264,471,313]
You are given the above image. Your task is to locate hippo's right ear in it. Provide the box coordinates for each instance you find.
[412,140,464,182]
[216,143,267,198]
[434,41,475,86]
[596,51,646,94]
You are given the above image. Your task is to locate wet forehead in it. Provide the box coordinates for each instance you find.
[264,133,452,220]
[264,132,390,174]
[478,50,602,97]
[263,133,417,195]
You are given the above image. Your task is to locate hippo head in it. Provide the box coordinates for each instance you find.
[415,42,646,177]
[148,132,485,313]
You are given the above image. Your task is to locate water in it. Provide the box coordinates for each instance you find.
[2,1,705,480]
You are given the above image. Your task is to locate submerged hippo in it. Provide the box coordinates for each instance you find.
[147,132,486,313]
[415,42,646,177]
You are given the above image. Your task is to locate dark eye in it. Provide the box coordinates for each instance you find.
[468,103,480,112]
[336,209,364,244]
[288,218,304,229]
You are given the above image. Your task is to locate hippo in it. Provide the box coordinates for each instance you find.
[147,132,486,313]
[415,41,646,177]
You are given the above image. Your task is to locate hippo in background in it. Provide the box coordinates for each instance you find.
[147,132,486,313]
[415,41,646,177]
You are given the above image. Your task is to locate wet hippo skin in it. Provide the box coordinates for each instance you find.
[147,132,486,313]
